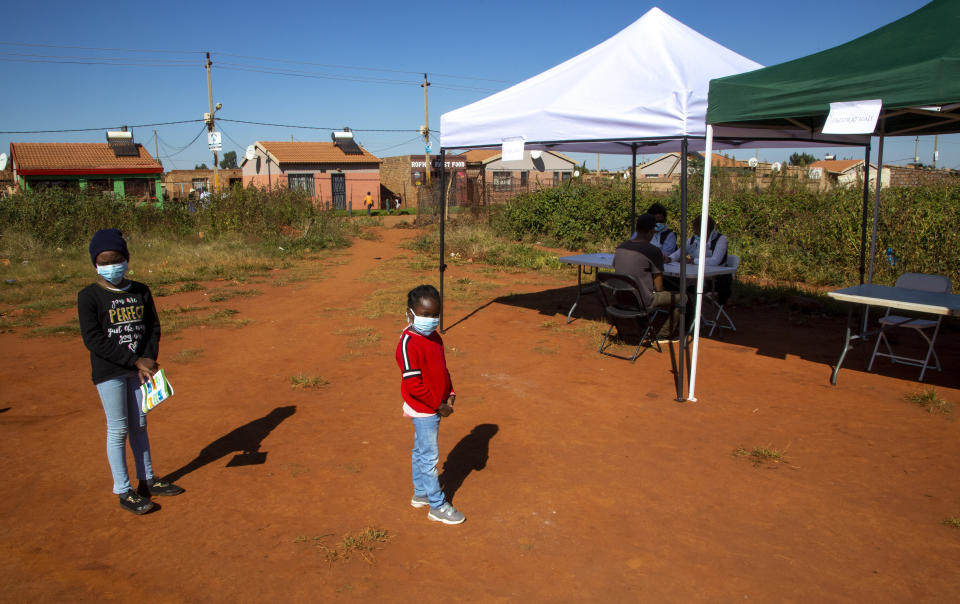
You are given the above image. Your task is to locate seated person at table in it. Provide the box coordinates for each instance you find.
[668,214,727,266]
[668,214,732,304]
[646,202,677,257]
[614,213,687,341]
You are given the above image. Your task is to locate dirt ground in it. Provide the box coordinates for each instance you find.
[2,225,959,602]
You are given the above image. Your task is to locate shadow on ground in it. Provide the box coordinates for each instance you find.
[440,423,499,503]
[164,405,297,483]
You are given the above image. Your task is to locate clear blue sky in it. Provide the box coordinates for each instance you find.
[1,0,951,171]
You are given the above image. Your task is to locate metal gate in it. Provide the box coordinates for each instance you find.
[331,173,346,210]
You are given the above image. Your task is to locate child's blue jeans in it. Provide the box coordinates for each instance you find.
[95,374,154,494]
[410,414,445,509]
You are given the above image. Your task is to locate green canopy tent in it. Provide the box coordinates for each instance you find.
[685,0,960,399]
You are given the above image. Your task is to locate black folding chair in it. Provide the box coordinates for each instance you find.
[596,272,660,362]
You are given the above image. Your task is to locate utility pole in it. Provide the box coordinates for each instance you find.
[933,135,939,168]
[154,130,159,163]
[205,52,219,191]
[422,73,431,187]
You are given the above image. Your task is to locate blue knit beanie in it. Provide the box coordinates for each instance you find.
[89,229,129,266]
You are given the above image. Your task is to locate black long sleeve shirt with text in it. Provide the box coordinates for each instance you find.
[78,281,161,384]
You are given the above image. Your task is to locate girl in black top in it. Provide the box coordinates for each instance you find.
[78,229,183,515]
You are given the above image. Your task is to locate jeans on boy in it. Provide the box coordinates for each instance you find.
[96,374,154,494]
[410,414,445,509]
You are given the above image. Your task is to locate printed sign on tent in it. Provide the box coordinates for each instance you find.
[501,136,525,161]
[822,99,882,134]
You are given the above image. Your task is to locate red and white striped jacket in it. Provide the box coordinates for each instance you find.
[396,327,454,414]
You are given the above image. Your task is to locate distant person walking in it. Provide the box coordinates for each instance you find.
[364,191,374,216]
[78,229,184,515]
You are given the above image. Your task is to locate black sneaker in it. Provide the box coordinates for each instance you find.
[119,489,155,515]
[137,477,185,497]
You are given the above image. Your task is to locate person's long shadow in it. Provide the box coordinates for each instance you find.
[163,405,296,483]
[439,424,498,503]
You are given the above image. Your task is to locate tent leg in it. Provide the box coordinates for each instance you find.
[439,149,448,332]
[858,141,872,286]
[631,144,637,235]
[687,126,713,402]
[867,132,885,284]
[676,138,688,402]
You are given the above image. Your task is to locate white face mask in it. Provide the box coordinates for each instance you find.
[407,309,439,336]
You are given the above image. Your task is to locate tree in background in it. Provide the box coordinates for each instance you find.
[788,152,817,166]
[194,163,208,170]
[219,151,238,169]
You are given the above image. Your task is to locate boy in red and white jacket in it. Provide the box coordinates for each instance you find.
[396,285,465,525]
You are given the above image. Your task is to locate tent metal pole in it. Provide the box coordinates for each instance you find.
[439,148,448,333]
[858,141,872,336]
[687,126,713,402]
[867,131,885,284]
[858,141,872,286]
[631,144,637,234]
[676,137,688,402]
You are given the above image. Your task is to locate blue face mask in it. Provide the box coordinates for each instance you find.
[654,222,667,233]
[97,261,128,285]
[408,309,439,336]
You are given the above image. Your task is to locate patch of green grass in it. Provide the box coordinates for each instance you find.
[171,348,204,364]
[360,286,408,319]
[290,374,330,389]
[25,321,81,338]
[159,307,250,334]
[906,388,953,414]
[943,517,960,528]
[533,344,559,355]
[0,314,41,332]
[207,288,262,302]
[175,281,205,293]
[734,446,787,467]
[338,327,381,347]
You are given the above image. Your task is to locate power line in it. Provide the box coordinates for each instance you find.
[157,127,208,159]
[0,51,198,64]
[368,135,426,154]
[210,50,515,84]
[215,62,500,92]
[216,124,247,153]
[0,119,203,134]
[0,41,202,55]
[218,117,416,133]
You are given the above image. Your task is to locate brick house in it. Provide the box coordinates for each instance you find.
[464,149,578,205]
[9,141,164,200]
[240,135,380,209]
[807,159,889,190]
[379,154,468,209]
[163,168,243,200]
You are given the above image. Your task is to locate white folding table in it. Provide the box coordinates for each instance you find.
[827,283,960,384]
[558,253,736,322]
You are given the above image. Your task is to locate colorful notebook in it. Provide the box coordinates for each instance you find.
[138,368,175,413]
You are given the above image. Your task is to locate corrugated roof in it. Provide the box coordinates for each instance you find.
[257,141,380,164]
[10,142,163,173]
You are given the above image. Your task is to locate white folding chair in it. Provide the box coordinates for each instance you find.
[868,273,952,381]
[703,254,738,337]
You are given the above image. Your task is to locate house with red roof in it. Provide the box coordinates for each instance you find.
[9,136,164,200]
[240,132,381,209]
[807,159,889,189]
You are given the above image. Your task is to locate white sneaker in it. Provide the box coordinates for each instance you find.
[410,494,430,508]
[427,502,465,525]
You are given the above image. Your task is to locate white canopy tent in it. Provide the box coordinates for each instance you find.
[439,7,865,400]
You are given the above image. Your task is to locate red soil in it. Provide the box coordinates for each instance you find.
[1,226,959,602]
